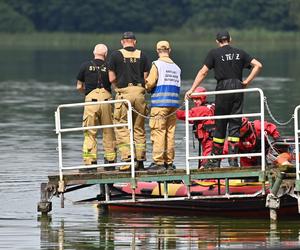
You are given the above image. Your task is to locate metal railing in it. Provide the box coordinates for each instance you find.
[185,88,265,174]
[55,99,135,185]
[294,105,300,183]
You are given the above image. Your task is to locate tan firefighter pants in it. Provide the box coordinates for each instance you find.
[82,88,116,165]
[149,107,177,165]
[114,86,146,161]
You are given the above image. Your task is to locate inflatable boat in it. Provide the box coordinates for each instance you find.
[110,180,299,218]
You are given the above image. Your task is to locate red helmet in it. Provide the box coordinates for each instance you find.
[191,87,207,103]
[240,117,250,137]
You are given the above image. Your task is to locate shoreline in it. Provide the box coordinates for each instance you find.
[1,29,300,49]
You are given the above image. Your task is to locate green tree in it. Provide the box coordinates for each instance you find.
[0,1,34,32]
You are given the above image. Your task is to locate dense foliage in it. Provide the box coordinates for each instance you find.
[1,0,300,33]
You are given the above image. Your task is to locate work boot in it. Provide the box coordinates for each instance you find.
[147,162,166,173]
[165,163,176,171]
[135,161,145,171]
[228,142,239,167]
[80,160,97,173]
[104,159,116,171]
[204,143,223,168]
[119,162,132,171]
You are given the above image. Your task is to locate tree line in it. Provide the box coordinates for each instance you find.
[1,0,300,33]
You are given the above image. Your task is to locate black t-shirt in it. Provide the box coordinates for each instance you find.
[203,45,253,81]
[77,59,111,95]
[108,47,150,88]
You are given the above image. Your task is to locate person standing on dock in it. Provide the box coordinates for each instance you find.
[146,41,181,172]
[108,32,150,171]
[185,31,262,168]
[76,44,116,168]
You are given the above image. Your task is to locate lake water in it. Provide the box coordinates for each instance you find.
[1,41,300,249]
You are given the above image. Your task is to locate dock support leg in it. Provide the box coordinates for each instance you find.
[37,183,52,215]
[60,193,64,208]
[163,181,168,199]
[225,178,229,195]
[98,204,109,215]
[266,172,284,221]
[98,184,105,201]
[105,184,110,202]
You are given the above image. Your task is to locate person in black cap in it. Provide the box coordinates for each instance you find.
[108,32,150,171]
[185,30,262,168]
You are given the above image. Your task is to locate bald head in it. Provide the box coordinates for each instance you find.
[93,44,108,59]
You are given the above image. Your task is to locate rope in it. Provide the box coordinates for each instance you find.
[131,102,186,120]
[264,96,294,126]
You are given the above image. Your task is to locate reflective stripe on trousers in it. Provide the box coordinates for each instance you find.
[82,88,116,164]
[113,86,146,161]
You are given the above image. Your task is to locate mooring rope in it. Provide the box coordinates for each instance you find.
[131,102,186,120]
[264,96,294,126]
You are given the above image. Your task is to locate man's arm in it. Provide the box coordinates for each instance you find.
[242,59,262,87]
[144,71,149,81]
[185,65,209,99]
[145,64,158,92]
[108,70,117,85]
[76,80,85,93]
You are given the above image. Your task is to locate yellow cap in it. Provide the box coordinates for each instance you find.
[156,40,170,50]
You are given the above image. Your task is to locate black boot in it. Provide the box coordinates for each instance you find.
[136,161,145,171]
[228,142,239,167]
[165,162,176,171]
[104,159,116,171]
[204,143,223,168]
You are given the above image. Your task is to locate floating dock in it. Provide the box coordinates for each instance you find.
[38,164,299,220]
[37,88,300,221]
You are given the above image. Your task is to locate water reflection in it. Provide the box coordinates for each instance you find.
[39,212,300,250]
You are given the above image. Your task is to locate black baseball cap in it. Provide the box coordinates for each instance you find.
[216,30,230,41]
[122,31,136,40]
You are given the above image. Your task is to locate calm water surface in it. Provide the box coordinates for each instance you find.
[0,42,300,249]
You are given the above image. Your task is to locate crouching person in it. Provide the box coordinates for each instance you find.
[224,117,280,167]
[146,41,181,173]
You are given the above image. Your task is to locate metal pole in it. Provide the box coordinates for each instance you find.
[56,109,64,182]
[294,106,300,213]
[185,100,190,175]
[294,106,300,181]
[259,89,265,172]
[127,101,136,201]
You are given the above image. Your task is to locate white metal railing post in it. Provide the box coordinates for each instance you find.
[294,105,300,214]
[185,100,190,175]
[258,89,265,171]
[187,88,265,172]
[127,101,136,201]
[55,109,64,182]
[294,105,300,181]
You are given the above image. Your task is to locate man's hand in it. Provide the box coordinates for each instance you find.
[242,80,249,88]
[185,89,193,100]
[76,80,85,93]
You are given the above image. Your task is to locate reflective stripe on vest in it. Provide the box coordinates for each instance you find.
[151,60,181,107]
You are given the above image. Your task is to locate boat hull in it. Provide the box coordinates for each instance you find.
[109,181,299,218]
[108,195,298,218]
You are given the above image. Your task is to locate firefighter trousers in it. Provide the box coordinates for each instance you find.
[114,86,147,161]
[82,88,116,165]
[149,107,177,165]
[214,79,243,143]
